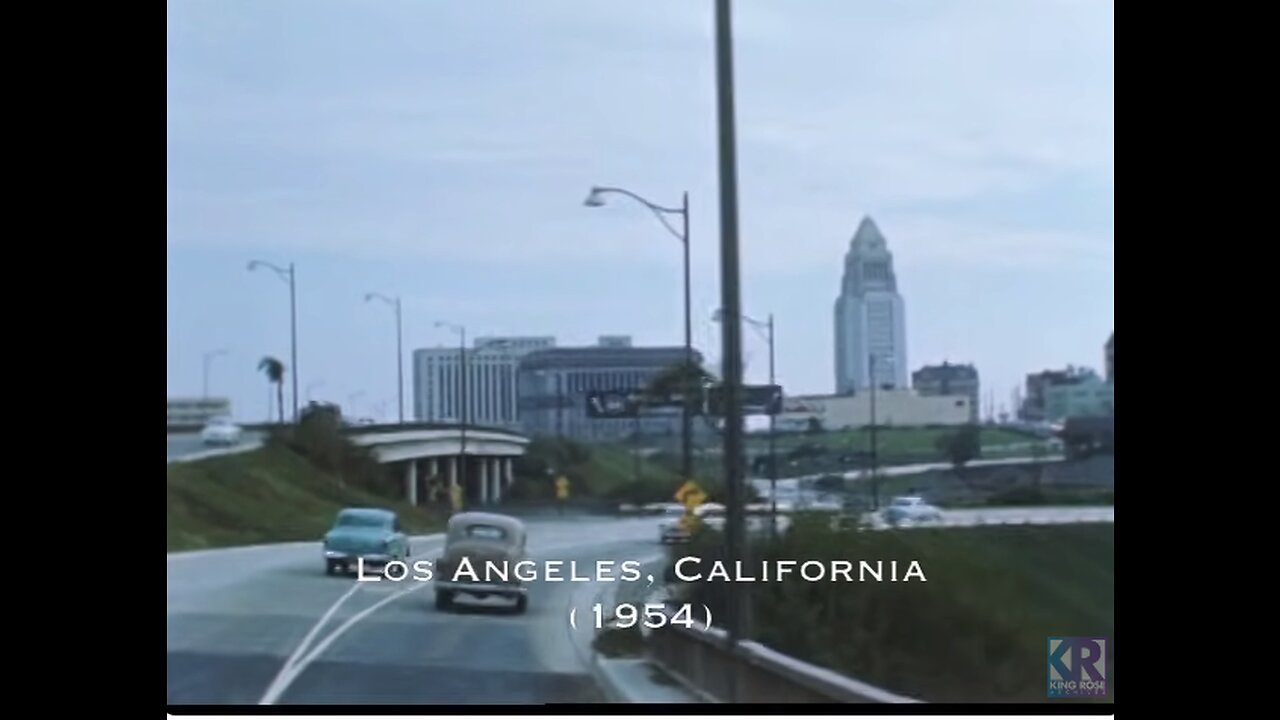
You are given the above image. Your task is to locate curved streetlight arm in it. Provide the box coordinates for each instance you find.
[434,321,464,336]
[368,293,405,423]
[365,292,397,308]
[586,186,687,243]
[713,308,770,343]
[247,260,292,284]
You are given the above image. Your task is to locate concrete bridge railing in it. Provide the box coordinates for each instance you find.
[166,421,525,436]
[647,604,919,704]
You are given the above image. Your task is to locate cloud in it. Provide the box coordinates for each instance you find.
[167,0,1112,277]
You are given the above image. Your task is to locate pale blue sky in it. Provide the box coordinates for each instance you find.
[167,0,1113,422]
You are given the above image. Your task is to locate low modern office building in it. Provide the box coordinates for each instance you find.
[1044,372,1113,422]
[775,389,971,432]
[1020,367,1095,422]
[517,336,705,443]
[412,336,555,429]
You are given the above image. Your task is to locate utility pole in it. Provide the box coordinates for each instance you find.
[713,0,747,702]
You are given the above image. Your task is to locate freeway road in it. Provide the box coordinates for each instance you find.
[168,432,264,462]
[169,508,1114,706]
[167,516,665,706]
[863,505,1113,530]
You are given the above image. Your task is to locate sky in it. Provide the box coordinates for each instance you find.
[167,0,1114,423]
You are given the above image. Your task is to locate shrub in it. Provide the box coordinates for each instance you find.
[667,518,1113,702]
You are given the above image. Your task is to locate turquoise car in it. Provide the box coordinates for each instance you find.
[322,507,410,575]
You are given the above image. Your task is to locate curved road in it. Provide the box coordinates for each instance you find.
[167,516,664,705]
[168,507,1112,705]
[168,432,265,462]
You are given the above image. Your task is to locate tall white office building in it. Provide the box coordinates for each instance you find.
[413,336,555,429]
[834,217,908,394]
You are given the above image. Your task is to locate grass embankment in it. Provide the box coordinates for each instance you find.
[740,426,1046,476]
[167,445,447,552]
[863,469,1114,508]
[512,437,707,506]
[673,520,1114,703]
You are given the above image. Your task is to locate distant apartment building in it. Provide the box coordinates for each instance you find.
[412,336,555,429]
[912,362,980,422]
[168,397,231,427]
[1019,367,1095,422]
[517,336,705,443]
[775,389,971,432]
[1044,372,1113,422]
[1105,332,1114,383]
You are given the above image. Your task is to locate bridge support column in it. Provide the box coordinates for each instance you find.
[405,460,418,506]
[490,458,502,504]
[503,457,514,488]
[479,457,490,505]
[427,457,439,503]
[448,457,458,492]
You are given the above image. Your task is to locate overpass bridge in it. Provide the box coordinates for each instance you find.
[167,422,531,507]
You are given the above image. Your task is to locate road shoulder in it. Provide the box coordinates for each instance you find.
[579,553,703,704]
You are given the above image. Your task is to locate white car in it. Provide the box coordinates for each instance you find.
[200,417,243,446]
[659,505,693,544]
[882,496,943,526]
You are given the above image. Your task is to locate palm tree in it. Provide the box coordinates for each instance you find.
[643,358,721,444]
[258,356,286,423]
[644,358,716,404]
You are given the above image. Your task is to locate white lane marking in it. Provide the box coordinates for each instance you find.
[256,537,445,705]
[258,581,428,705]
[258,582,364,703]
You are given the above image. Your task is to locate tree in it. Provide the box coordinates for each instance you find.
[258,356,286,423]
[806,417,825,435]
[643,359,722,438]
[1029,441,1048,490]
[644,359,716,407]
[936,424,982,489]
[937,424,981,468]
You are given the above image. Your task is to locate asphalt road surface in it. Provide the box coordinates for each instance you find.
[167,517,665,706]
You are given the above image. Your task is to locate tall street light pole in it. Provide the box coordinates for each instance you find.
[248,260,298,422]
[583,186,694,484]
[713,308,777,539]
[437,321,468,494]
[202,349,228,399]
[869,353,879,511]
[712,0,748,694]
[366,292,405,424]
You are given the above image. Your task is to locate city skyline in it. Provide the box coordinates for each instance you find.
[166,0,1114,422]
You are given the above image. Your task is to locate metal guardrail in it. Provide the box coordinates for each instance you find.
[647,604,919,704]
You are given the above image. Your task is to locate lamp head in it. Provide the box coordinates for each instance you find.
[583,187,607,207]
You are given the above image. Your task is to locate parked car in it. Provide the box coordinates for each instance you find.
[434,512,528,613]
[882,496,943,526]
[200,416,243,446]
[322,507,410,575]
